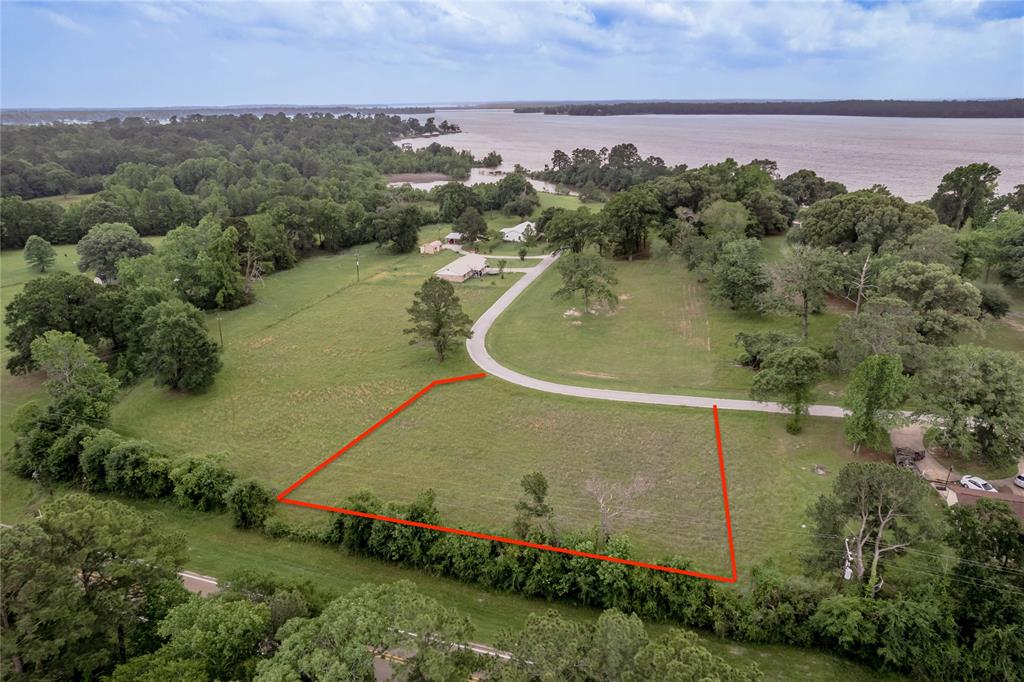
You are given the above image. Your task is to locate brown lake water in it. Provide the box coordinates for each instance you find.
[398,109,1024,201]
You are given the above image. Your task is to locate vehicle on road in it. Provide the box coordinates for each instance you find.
[959,475,996,492]
[1014,474,1024,490]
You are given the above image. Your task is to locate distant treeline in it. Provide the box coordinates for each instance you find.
[1,105,436,125]
[513,99,1024,118]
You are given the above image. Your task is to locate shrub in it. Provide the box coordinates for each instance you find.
[79,428,123,492]
[226,480,274,529]
[170,455,235,511]
[733,331,800,370]
[41,423,96,482]
[104,440,172,498]
[978,283,1010,318]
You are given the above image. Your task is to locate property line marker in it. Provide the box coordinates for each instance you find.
[278,374,739,583]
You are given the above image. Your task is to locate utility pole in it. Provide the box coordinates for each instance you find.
[355,252,360,283]
[842,537,853,581]
[217,316,224,348]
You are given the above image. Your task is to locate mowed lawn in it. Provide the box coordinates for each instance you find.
[487,238,845,401]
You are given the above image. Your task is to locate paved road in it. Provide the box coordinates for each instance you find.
[466,253,849,418]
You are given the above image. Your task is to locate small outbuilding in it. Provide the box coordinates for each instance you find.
[420,240,443,255]
[444,232,463,245]
[435,254,487,283]
[500,221,535,243]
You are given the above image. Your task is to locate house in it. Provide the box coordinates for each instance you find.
[444,232,463,245]
[435,254,487,283]
[500,221,535,243]
[419,240,443,255]
[951,487,1024,522]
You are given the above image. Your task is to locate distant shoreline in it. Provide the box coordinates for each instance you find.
[512,99,1024,118]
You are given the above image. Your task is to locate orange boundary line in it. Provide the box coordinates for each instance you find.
[278,373,739,583]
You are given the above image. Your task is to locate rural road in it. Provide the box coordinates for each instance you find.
[467,253,849,418]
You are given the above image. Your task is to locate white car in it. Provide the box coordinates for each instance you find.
[959,475,996,492]
[1014,474,1024,490]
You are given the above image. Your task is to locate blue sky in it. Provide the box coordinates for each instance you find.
[2,1,1022,108]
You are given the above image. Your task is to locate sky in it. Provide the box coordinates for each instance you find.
[2,0,1022,108]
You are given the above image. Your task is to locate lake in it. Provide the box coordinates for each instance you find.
[398,109,1024,201]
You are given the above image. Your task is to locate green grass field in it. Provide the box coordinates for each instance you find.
[27,192,97,208]
[487,238,846,401]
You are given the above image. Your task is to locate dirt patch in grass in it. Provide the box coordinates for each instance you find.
[571,370,618,380]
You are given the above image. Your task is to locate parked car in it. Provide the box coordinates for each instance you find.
[959,475,996,492]
[1014,474,1024,490]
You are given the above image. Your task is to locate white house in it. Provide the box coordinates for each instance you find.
[444,232,463,245]
[419,240,443,255]
[435,254,487,283]
[499,221,535,243]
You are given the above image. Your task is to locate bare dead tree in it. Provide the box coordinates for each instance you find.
[835,251,872,315]
[583,474,654,546]
[243,246,264,298]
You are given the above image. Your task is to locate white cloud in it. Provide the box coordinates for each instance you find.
[36,7,91,33]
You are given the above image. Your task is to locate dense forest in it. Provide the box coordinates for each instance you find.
[0,104,440,125]
[513,99,1024,118]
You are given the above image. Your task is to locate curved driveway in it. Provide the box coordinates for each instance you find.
[466,253,848,418]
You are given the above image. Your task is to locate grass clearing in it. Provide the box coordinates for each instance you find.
[487,240,845,401]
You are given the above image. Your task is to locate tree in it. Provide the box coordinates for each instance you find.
[929,162,1000,229]
[545,207,605,253]
[709,238,771,312]
[492,609,761,682]
[790,190,937,253]
[513,471,554,539]
[104,440,173,498]
[481,150,503,168]
[0,195,63,249]
[140,300,223,392]
[227,480,275,530]
[3,272,107,373]
[842,355,910,453]
[777,169,847,206]
[160,218,247,310]
[256,581,474,681]
[832,295,926,371]
[552,252,619,311]
[10,331,119,480]
[158,596,270,681]
[809,463,936,596]
[23,234,56,272]
[433,182,481,223]
[170,455,236,511]
[454,207,488,244]
[916,345,1024,468]
[30,330,118,404]
[1,495,187,678]
[76,222,153,282]
[946,499,1024,676]
[404,276,473,361]
[876,261,982,345]
[742,188,796,236]
[750,346,823,433]
[775,245,840,340]
[370,204,427,253]
[893,224,962,269]
[603,186,661,258]
[583,474,654,545]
